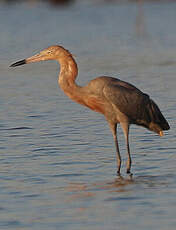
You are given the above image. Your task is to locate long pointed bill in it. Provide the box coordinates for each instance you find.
[10,59,26,67]
[10,52,44,67]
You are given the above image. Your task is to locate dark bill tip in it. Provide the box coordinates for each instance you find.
[10,59,26,67]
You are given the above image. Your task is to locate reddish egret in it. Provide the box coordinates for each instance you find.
[10,45,170,174]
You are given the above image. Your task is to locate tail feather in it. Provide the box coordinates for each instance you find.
[149,99,170,131]
[140,99,170,135]
[136,98,170,135]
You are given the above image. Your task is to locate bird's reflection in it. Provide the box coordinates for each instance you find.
[63,173,171,214]
[66,174,134,202]
[65,173,169,204]
[94,174,134,193]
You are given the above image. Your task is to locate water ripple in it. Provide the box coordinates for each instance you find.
[0,126,33,131]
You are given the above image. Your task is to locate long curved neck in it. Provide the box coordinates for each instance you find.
[57,55,83,103]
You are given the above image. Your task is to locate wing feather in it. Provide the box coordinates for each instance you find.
[103,79,150,124]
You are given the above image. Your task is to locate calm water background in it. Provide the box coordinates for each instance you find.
[1,1,176,229]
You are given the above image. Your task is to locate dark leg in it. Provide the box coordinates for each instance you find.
[121,122,132,174]
[109,123,121,175]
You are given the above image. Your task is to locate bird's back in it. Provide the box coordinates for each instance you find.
[86,76,170,135]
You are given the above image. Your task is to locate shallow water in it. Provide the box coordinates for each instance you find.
[1,1,176,229]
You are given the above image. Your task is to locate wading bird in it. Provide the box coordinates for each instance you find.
[10,45,170,174]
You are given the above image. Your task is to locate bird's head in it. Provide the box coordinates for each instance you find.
[10,45,72,67]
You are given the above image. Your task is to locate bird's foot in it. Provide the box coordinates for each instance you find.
[126,169,130,174]
[126,169,133,176]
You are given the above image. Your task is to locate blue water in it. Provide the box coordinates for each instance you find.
[1,1,176,229]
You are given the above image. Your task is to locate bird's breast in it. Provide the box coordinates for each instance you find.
[85,96,105,114]
[64,90,105,114]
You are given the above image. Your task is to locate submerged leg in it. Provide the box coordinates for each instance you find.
[121,122,132,174]
[109,123,121,175]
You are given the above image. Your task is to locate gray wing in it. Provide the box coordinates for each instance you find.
[103,79,150,123]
